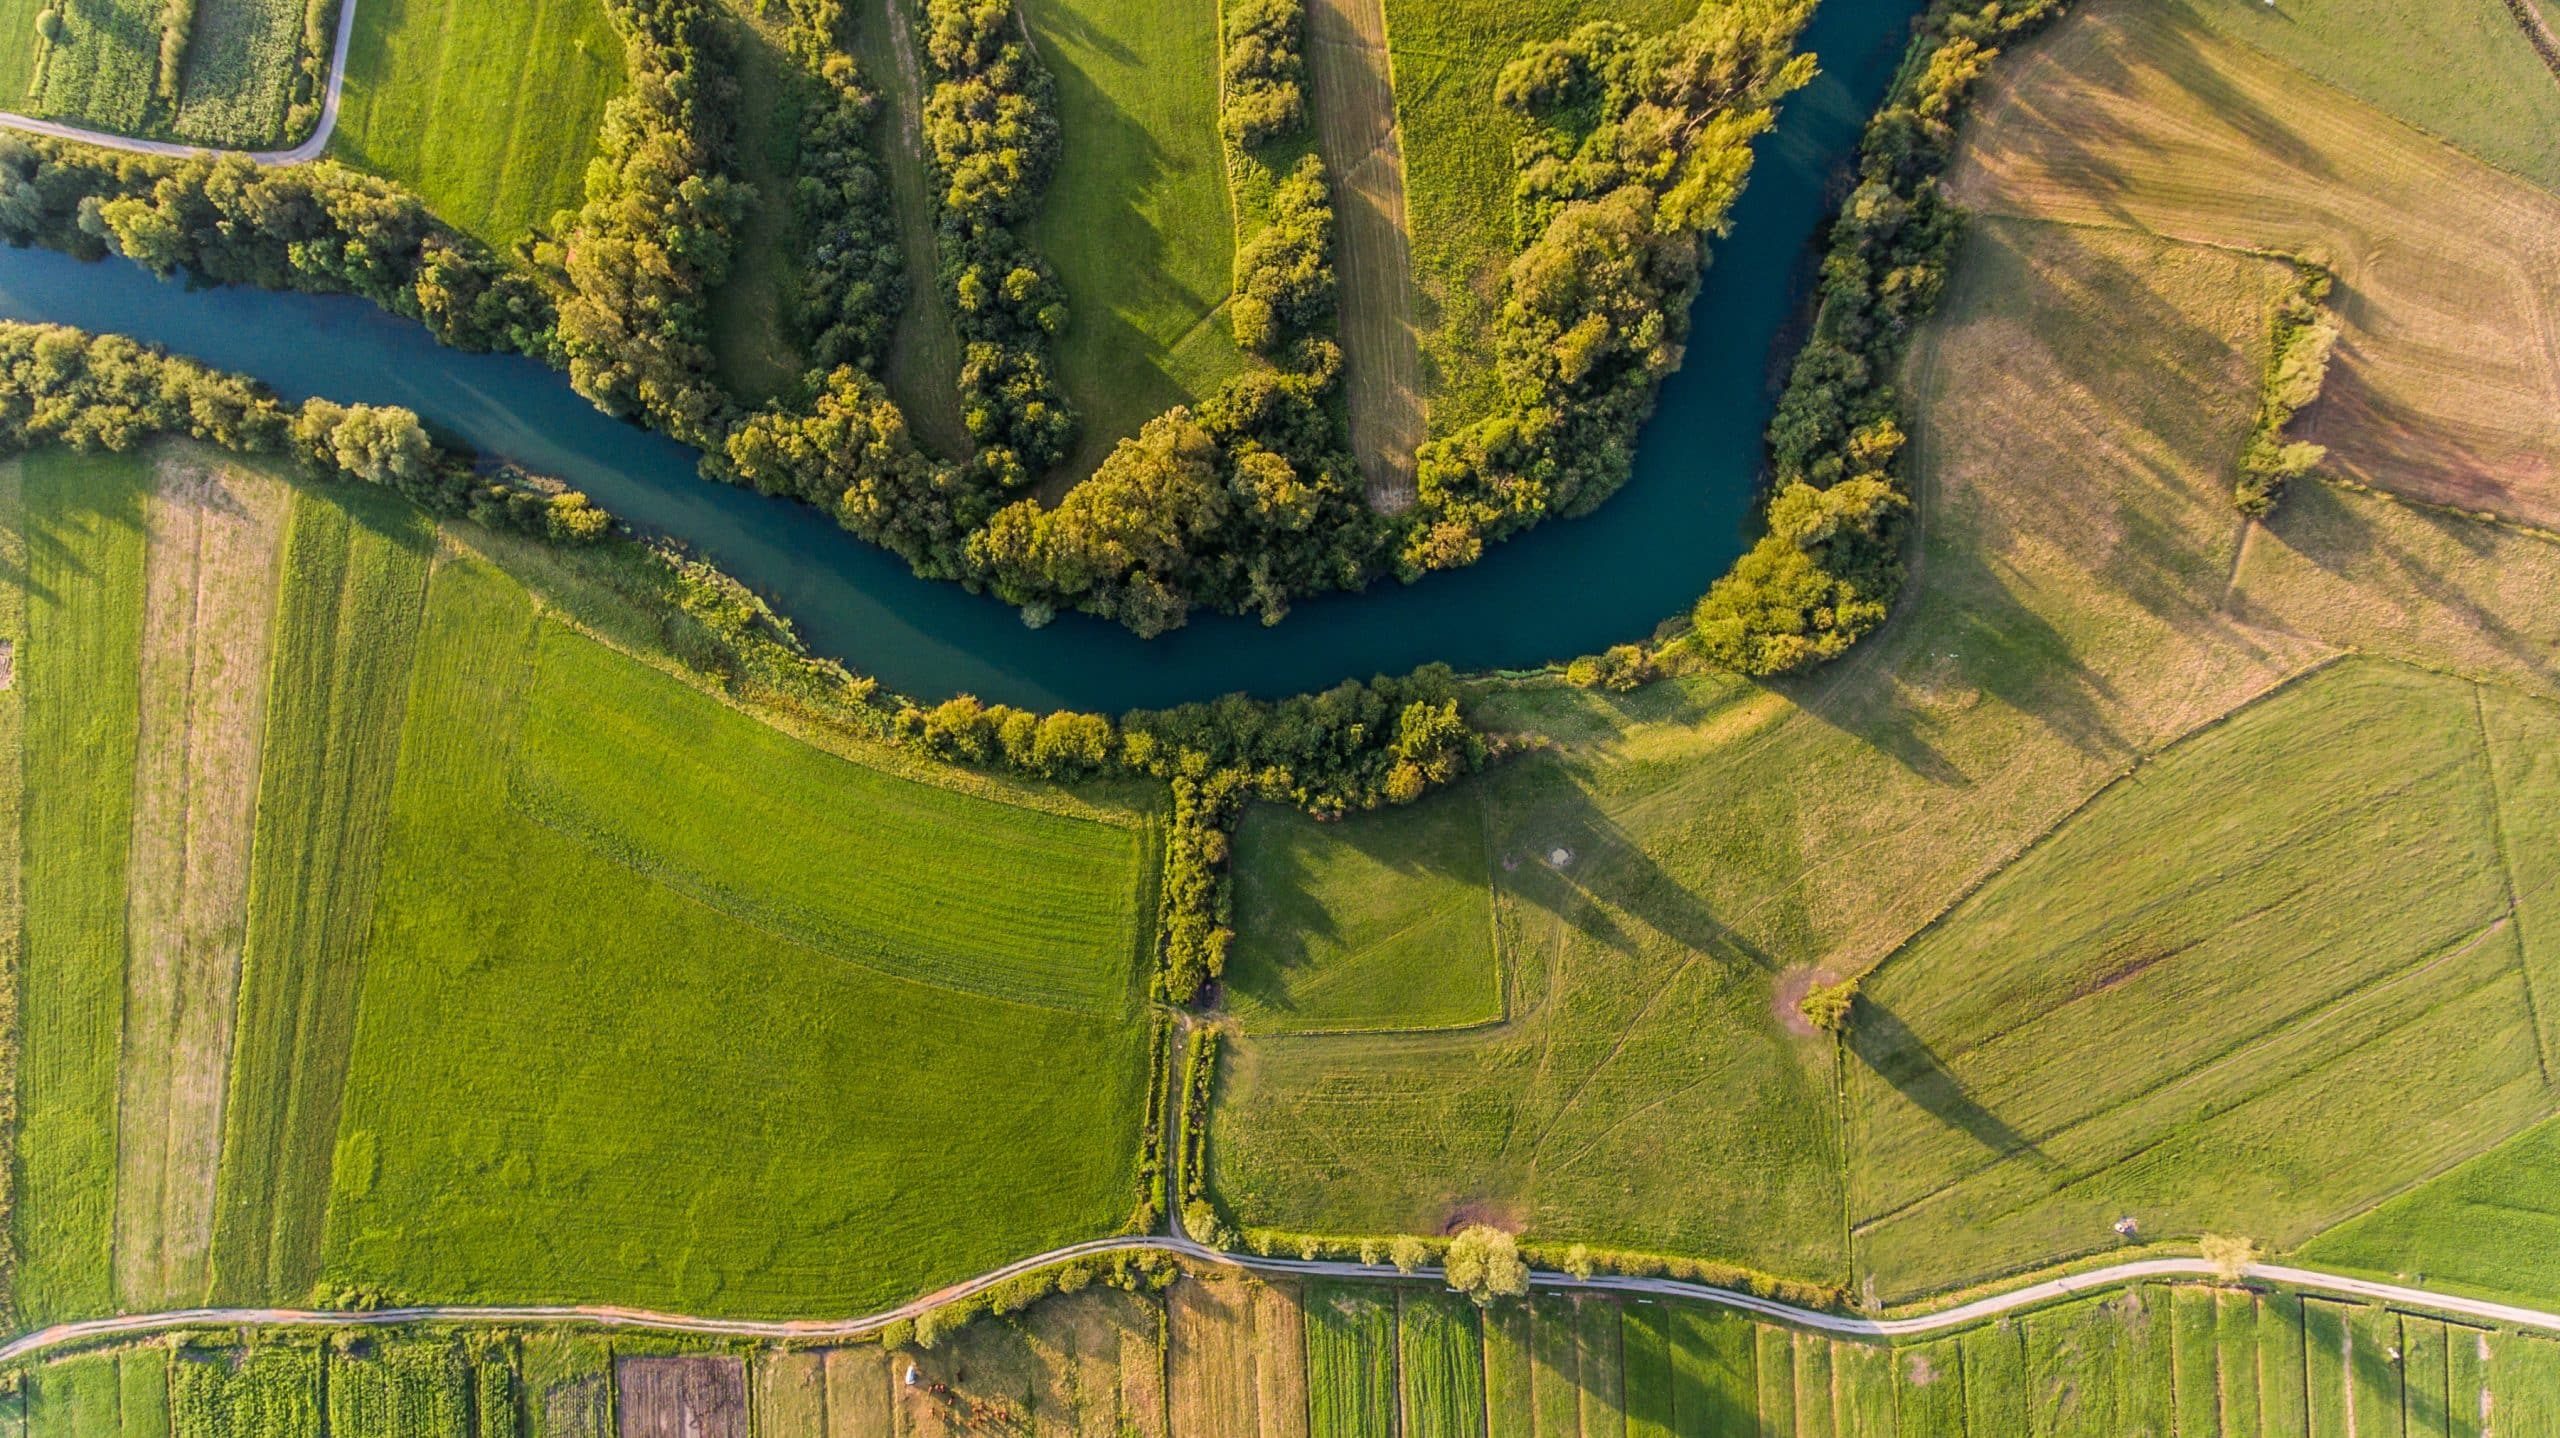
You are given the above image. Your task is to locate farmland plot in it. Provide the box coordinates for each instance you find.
[172,0,307,145]
[616,1356,745,1438]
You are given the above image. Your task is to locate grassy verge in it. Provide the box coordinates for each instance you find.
[326,0,625,250]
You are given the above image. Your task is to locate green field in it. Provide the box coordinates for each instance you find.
[5,0,311,145]
[169,0,306,145]
[0,440,1160,1323]
[1378,0,1691,429]
[1227,788,1499,1032]
[326,0,625,248]
[703,7,810,407]
[1020,0,1246,481]
[14,0,157,137]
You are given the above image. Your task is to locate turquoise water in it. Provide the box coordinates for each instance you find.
[0,0,1917,711]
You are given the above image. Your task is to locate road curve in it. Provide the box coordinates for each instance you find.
[0,0,362,165]
[1,1240,2554,1368]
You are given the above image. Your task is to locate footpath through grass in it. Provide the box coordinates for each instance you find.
[327,0,625,249]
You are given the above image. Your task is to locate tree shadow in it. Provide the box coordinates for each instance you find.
[1847,996,2049,1171]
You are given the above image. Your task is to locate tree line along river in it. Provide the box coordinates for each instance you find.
[0,0,1919,713]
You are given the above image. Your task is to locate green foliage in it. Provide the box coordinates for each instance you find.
[1400,0,1814,578]
[168,0,306,146]
[171,1344,320,1438]
[1716,0,2069,674]
[1306,1286,1397,1436]
[2233,263,2339,515]
[0,140,553,357]
[542,0,750,450]
[1231,156,1336,354]
[1798,974,1859,1033]
[1400,1291,1488,1438]
[327,1339,471,1438]
[1441,1226,1528,1307]
[1220,0,1308,148]
[768,0,909,377]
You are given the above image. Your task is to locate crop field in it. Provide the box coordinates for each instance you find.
[114,457,291,1313]
[1228,788,1498,1033]
[327,0,624,248]
[617,1356,744,1438]
[209,484,432,1306]
[1020,0,1246,482]
[1948,0,2560,530]
[318,546,1154,1317]
[13,0,156,136]
[328,1339,474,1437]
[845,0,971,458]
[1307,0,1424,506]
[16,450,151,1328]
[168,0,306,145]
[1307,1285,1398,1437]
[1376,0,1689,431]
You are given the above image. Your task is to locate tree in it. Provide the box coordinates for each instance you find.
[1390,1235,1429,1275]
[1799,974,1860,1032]
[1443,1226,1529,1307]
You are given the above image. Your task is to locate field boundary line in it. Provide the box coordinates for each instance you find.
[13,1249,2560,1362]
[0,0,361,165]
[2472,681,2553,1093]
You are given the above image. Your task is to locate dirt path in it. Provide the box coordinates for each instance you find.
[0,0,360,164]
[1307,0,1425,511]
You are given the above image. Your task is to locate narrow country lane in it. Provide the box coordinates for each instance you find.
[0,0,363,165]
[1,1242,2553,1368]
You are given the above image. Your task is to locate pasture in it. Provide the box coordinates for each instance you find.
[1020,0,1246,483]
[327,0,624,248]
[1950,0,2560,531]
[1210,54,2560,1294]
[1227,788,1498,1033]
[0,440,1161,1325]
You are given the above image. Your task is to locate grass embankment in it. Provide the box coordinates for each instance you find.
[1020,0,1246,483]
[327,0,625,249]
[1951,0,2560,531]
[1228,787,1498,1033]
[321,544,1156,1317]
[1376,0,1690,431]
[1213,29,2560,1292]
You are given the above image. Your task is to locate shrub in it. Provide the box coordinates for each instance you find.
[1443,1226,1530,1306]
[1221,0,1309,149]
[1798,974,1859,1032]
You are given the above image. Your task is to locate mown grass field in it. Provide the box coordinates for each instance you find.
[1378,0,1690,430]
[0,439,1161,1324]
[327,0,625,249]
[1020,0,1246,482]
[1211,9,2560,1293]
[1950,0,2560,531]
[1228,788,1498,1033]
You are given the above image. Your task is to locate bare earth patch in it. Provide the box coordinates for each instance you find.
[113,453,290,1310]
[1309,0,1426,509]
[617,1355,748,1438]
[1947,0,2560,530]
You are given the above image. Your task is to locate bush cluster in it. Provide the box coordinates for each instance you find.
[917,0,1076,472]
[0,137,554,356]
[1398,0,1815,579]
[1130,1012,1174,1232]
[2234,261,2337,516]
[542,0,750,450]
[1175,1026,1226,1242]
[1230,156,1335,354]
[1219,0,1308,149]
[1692,0,2066,675]
[0,322,610,546]
[876,1248,1178,1351]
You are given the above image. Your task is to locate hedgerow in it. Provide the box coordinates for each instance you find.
[1688,0,2068,675]
[2234,260,2338,516]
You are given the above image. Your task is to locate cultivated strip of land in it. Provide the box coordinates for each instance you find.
[1307,0,1425,509]
[0,0,362,164]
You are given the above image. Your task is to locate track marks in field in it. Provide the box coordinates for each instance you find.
[1308,0,1425,509]
[1949,0,2560,531]
[114,457,291,1311]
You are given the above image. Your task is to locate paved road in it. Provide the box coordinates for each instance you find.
[0,0,362,164]
[1,1239,2554,1367]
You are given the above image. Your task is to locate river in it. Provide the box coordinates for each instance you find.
[0,0,1918,712]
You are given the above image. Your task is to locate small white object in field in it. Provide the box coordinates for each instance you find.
[2113,1215,2139,1237]
[1549,847,1573,867]
[904,1363,918,1387]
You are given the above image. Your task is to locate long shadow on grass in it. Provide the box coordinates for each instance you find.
[1492,773,1781,973]
[1847,999,2047,1170]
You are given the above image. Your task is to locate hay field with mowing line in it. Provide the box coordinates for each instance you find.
[1307,0,1424,508]
[1166,1269,1310,1438]
[209,483,432,1307]
[320,546,1154,1318]
[508,625,1149,1013]
[1020,0,1246,483]
[114,455,291,1313]
[1948,0,2560,530]
[16,450,151,1328]
[327,0,625,249]
[1228,787,1498,1033]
